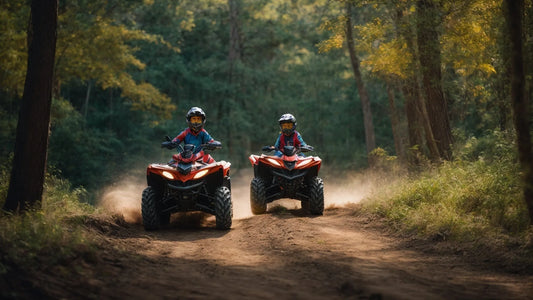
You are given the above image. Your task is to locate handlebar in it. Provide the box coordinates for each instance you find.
[261,145,314,153]
[161,136,222,153]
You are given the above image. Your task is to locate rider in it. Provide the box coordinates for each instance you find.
[274,113,308,157]
[166,107,217,163]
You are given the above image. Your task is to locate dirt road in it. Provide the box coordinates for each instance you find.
[70,170,533,300]
[76,207,529,300]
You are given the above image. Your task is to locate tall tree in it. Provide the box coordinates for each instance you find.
[385,83,405,159]
[416,0,453,160]
[392,4,440,161]
[345,1,376,158]
[505,0,533,223]
[4,0,58,212]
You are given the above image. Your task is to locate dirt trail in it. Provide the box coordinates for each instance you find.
[80,170,533,300]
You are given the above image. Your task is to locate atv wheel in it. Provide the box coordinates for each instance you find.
[142,186,162,230]
[250,177,267,214]
[309,177,324,215]
[160,212,171,226]
[301,200,310,212]
[215,186,233,229]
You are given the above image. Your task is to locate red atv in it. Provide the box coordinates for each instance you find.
[142,137,232,230]
[248,145,324,215]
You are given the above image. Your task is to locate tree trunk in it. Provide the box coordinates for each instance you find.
[386,82,405,161]
[505,0,533,223]
[224,0,244,158]
[345,2,376,159]
[393,4,439,162]
[83,80,92,123]
[416,0,453,160]
[4,0,58,212]
[402,83,423,151]
[228,0,242,79]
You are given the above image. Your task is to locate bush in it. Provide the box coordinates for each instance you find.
[362,129,531,246]
[0,171,98,276]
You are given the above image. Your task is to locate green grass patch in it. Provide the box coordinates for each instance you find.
[363,159,530,238]
[360,151,533,271]
[0,173,100,277]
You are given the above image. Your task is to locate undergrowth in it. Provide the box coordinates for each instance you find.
[360,130,533,269]
[0,170,100,278]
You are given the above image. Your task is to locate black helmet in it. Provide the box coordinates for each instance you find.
[278,113,297,135]
[186,107,206,132]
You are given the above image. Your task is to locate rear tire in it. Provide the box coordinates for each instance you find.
[160,212,171,226]
[250,177,267,214]
[142,187,161,230]
[309,177,324,215]
[301,200,310,212]
[215,186,233,229]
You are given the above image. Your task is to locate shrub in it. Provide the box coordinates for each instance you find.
[0,172,98,276]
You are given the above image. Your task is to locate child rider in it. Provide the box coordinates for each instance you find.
[165,107,217,163]
[274,113,308,157]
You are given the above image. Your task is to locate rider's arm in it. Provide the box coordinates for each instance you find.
[274,134,282,150]
[297,132,307,146]
[201,129,215,144]
[172,129,188,144]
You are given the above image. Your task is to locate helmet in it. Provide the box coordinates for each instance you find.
[278,113,297,135]
[186,107,206,132]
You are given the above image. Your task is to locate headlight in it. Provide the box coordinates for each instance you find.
[266,158,282,167]
[297,159,312,167]
[193,169,209,179]
[162,171,175,180]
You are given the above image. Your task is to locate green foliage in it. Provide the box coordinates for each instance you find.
[48,97,158,198]
[55,0,176,120]
[1,0,531,205]
[453,129,518,163]
[0,172,98,276]
[363,135,530,243]
[0,2,29,96]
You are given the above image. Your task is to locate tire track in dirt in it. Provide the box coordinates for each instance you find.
[92,170,533,300]
[88,208,533,300]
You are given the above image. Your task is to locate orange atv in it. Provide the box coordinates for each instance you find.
[248,145,324,215]
[142,137,232,230]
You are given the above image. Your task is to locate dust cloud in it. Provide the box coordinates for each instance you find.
[323,172,376,208]
[98,176,145,224]
[97,169,378,225]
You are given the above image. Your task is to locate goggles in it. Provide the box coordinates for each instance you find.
[280,123,294,130]
[190,116,203,124]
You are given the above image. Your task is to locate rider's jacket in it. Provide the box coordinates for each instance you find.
[172,128,214,149]
[274,131,307,156]
[171,128,215,163]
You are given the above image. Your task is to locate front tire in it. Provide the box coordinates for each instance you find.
[215,186,233,229]
[142,186,161,230]
[250,177,267,214]
[309,177,324,215]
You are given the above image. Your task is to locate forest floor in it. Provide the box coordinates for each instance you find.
[6,170,533,299]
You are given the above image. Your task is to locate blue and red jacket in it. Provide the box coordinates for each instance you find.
[172,128,214,150]
[171,128,215,163]
[274,131,307,156]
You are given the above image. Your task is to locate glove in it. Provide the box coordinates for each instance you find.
[262,146,275,151]
[161,141,177,149]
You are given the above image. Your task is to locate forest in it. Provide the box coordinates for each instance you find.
[0,0,531,197]
[1,0,533,298]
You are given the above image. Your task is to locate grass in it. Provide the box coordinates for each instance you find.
[359,132,533,271]
[0,173,100,278]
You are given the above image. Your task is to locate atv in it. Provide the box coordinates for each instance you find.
[141,137,232,230]
[248,145,324,215]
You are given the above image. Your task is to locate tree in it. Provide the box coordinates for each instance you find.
[345,1,376,158]
[505,0,533,223]
[4,0,58,212]
[416,0,453,160]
